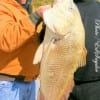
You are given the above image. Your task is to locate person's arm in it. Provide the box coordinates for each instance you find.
[0,5,50,52]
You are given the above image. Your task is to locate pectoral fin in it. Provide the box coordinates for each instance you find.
[78,47,87,67]
[33,43,43,64]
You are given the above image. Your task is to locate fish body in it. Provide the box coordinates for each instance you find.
[34,0,87,100]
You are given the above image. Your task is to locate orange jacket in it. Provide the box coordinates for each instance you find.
[0,0,41,81]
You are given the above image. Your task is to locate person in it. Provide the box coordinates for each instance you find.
[0,0,50,100]
[68,0,100,100]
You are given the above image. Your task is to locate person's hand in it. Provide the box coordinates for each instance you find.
[29,5,51,26]
[36,5,51,18]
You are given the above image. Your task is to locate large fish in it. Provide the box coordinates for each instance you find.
[33,0,87,100]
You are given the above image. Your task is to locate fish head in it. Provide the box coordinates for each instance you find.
[43,0,83,36]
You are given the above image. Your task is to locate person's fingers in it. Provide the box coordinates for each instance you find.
[36,5,51,18]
